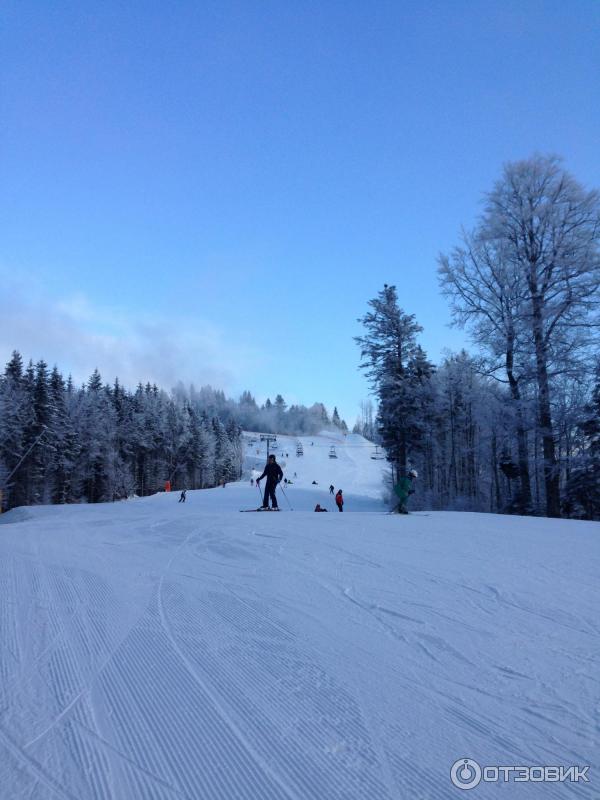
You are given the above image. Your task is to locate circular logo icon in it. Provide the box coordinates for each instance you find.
[450,758,482,790]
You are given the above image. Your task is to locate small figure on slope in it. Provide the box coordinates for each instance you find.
[314,504,328,512]
[393,469,418,514]
[335,489,344,512]
[179,489,187,503]
[329,484,335,494]
[257,454,283,510]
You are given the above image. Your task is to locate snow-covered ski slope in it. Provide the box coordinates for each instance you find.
[243,430,387,511]
[1,484,599,798]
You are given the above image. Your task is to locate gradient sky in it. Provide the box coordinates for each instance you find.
[1,1,599,424]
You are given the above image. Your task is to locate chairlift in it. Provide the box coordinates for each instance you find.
[329,445,337,459]
[370,445,386,460]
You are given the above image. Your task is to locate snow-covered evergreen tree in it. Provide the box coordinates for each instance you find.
[356,285,433,478]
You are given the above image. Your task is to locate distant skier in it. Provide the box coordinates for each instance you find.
[329,484,334,494]
[335,489,344,512]
[393,469,418,514]
[179,489,187,503]
[312,480,318,485]
[257,454,283,510]
[250,478,254,487]
[314,504,328,512]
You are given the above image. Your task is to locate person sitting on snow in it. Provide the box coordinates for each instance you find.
[314,504,328,512]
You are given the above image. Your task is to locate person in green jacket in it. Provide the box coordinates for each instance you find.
[393,469,418,513]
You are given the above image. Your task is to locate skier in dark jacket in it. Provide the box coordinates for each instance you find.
[335,489,344,512]
[179,489,187,503]
[257,454,283,509]
[329,484,335,494]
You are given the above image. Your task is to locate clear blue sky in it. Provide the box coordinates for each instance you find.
[1,0,599,424]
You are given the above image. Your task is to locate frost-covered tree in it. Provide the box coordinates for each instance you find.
[439,232,535,513]
[356,285,432,477]
[441,155,600,517]
[563,363,600,519]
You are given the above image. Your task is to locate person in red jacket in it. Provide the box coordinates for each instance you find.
[335,489,344,512]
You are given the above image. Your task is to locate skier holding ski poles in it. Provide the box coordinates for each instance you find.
[256,454,283,510]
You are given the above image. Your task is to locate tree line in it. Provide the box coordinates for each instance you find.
[356,155,600,519]
[0,355,349,511]
[0,354,245,510]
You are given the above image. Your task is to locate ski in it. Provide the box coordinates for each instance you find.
[240,508,281,512]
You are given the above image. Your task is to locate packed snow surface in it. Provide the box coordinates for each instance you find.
[0,433,598,799]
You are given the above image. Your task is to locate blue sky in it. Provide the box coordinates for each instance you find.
[1,0,599,424]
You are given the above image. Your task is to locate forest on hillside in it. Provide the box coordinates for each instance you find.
[0,355,348,510]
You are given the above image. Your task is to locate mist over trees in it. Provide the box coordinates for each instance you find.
[359,155,600,519]
[231,391,348,435]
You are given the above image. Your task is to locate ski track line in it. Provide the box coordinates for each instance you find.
[166,580,330,797]
[253,540,443,699]
[486,585,599,637]
[72,718,186,799]
[383,746,455,800]
[49,713,113,800]
[157,535,303,800]
[19,570,97,742]
[106,613,291,800]
[0,724,80,800]
[180,629,387,800]
[72,697,118,800]
[341,650,400,800]
[0,559,72,715]
[168,584,391,800]
[20,574,149,755]
[0,559,21,693]
[263,542,573,775]
[96,639,190,798]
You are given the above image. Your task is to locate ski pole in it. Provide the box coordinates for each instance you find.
[279,483,293,511]
[256,482,263,504]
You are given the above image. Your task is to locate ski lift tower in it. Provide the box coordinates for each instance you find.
[260,434,278,458]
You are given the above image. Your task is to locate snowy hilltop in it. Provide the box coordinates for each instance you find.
[241,430,387,512]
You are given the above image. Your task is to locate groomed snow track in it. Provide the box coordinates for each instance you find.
[0,489,599,799]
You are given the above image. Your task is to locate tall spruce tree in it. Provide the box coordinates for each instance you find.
[356,285,432,477]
